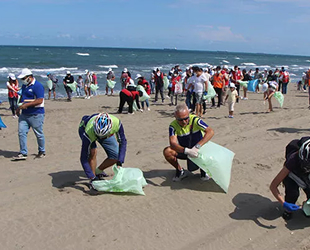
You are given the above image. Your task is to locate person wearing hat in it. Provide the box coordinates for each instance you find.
[224,83,239,118]
[46,72,58,100]
[106,68,115,95]
[12,68,46,160]
[136,74,151,111]
[6,73,19,118]
[120,68,131,89]
[279,67,290,94]
[63,71,74,101]
[154,68,165,103]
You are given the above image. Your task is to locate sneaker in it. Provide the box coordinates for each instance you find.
[11,153,27,161]
[147,108,151,111]
[84,96,88,99]
[172,168,188,182]
[200,169,211,181]
[36,151,46,158]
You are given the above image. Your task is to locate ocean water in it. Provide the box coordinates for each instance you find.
[0,45,309,102]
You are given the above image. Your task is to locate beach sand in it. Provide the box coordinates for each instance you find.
[1,84,310,250]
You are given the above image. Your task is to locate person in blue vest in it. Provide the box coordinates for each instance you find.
[12,68,46,161]
[78,113,127,185]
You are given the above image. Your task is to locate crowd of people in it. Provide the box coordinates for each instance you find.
[4,64,310,223]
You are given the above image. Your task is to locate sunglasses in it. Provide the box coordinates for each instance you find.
[176,116,189,121]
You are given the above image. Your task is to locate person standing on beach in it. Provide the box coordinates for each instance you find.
[224,83,239,118]
[230,65,242,102]
[154,68,165,103]
[6,73,19,118]
[91,72,98,96]
[84,70,92,99]
[305,68,310,109]
[163,103,214,181]
[211,66,225,107]
[79,113,127,187]
[63,71,74,101]
[12,68,46,160]
[46,72,58,100]
[76,75,84,97]
[120,68,131,89]
[106,68,115,95]
[279,67,290,94]
[192,66,208,117]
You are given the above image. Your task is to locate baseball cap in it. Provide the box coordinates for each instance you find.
[18,68,33,79]
[8,73,16,80]
[229,83,236,88]
[135,74,142,79]
[108,68,112,72]
[66,71,71,74]
[123,68,128,73]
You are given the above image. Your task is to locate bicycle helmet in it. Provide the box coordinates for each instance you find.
[93,113,112,138]
[299,138,310,168]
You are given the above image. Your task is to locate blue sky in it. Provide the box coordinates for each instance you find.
[1,0,310,55]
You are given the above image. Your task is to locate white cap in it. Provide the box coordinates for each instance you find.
[264,68,267,71]
[229,83,236,88]
[66,71,71,74]
[8,73,16,80]
[223,65,228,69]
[108,68,112,72]
[91,72,94,75]
[123,68,128,73]
[18,68,33,79]
[85,70,89,73]
[135,74,142,79]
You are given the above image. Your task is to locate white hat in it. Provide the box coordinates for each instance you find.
[66,71,71,74]
[223,65,228,69]
[108,68,112,72]
[123,68,128,73]
[135,74,142,79]
[8,73,16,80]
[264,68,268,71]
[18,68,33,79]
[229,83,236,88]
[85,70,89,73]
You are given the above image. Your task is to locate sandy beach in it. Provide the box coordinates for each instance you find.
[1,84,310,250]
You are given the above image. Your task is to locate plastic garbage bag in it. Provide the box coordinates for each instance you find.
[163,76,170,90]
[303,198,310,216]
[90,84,99,92]
[188,141,235,193]
[202,82,216,101]
[107,80,116,89]
[46,80,53,90]
[67,81,77,92]
[0,116,6,128]
[136,85,150,102]
[174,81,183,95]
[238,80,248,88]
[247,79,259,92]
[273,91,284,107]
[91,165,147,195]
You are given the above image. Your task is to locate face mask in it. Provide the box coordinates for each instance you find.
[22,77,30,85]
[157,72,160,76]
[217,71,220,74]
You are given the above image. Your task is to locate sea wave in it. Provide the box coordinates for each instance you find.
[98,65,118,69]
[76,53,90,56]
[241,62,256,66]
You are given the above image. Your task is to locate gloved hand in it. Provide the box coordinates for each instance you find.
[283,201,300,212]
[184,147,199,158]
[203,91,208,95]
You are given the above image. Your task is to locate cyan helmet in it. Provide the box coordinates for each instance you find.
[47,72,51,76]
[93,113,112,138]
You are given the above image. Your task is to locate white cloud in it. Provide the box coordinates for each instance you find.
[198,26,246,42]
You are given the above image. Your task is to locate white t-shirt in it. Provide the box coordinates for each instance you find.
[194,74,207,93]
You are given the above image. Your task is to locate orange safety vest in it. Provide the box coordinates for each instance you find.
[307,71,310,86]
[212,73,224,88]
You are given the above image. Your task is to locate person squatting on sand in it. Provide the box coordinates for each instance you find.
[12,68,46,161]
[270,137,310,220]
[78,113,127,186]
[163,103,214,181]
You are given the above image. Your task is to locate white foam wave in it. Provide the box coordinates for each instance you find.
[306,60,310,62]
[0,88,8,94]
[76,53,90,56]
[98,65,118,69]
[241,62,256,66]
[235,57,240,59]
[222,60,229,63]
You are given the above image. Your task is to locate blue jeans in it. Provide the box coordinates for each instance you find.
[185,91,192,109]
[282,83,288,94]
[18,113,45,155]
[141,99,150,109]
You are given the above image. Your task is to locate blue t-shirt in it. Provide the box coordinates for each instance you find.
[20,80,45,115]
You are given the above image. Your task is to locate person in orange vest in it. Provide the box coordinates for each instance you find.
[305,68,310,109]
[279,67,290,94]
[211,66,225,108]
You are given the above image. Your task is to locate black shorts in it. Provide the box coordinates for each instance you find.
[177,152,199,172]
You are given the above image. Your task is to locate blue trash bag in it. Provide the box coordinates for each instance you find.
[247,79,259,92]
